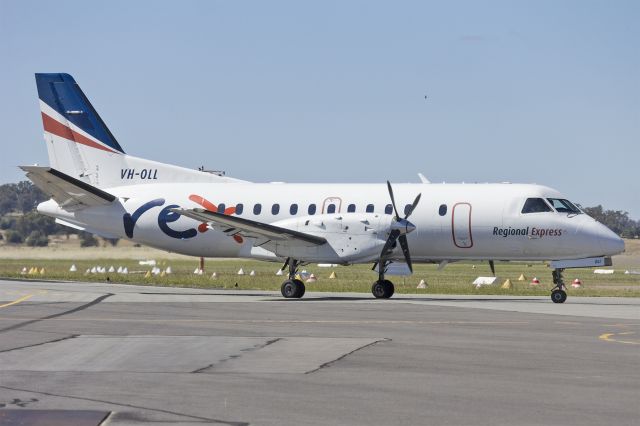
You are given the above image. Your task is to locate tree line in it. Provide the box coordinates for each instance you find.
[0,181,637,247]
[0,181,103,247]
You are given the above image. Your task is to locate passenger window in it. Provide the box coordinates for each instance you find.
[272,204,280,215]
[438,204,447,216]
[384,204,393,215]
[347,204,356,213]
[366,204,374,213]
[546,198,581,214]
[290,204,298,215]
[308,204,316,215]
[253,203,262,215]
[217,203,226,214]
[235,203,243,215]
[327,204,336,214]
[521,198,552,214]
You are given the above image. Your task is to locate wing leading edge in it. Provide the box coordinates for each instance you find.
[172,208,327,247]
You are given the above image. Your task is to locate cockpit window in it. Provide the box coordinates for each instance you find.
[521,198,552,214]
[547,198,581,214]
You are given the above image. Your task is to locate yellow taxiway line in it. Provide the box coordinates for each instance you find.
[599,331,639,345]
[0,294,35,309]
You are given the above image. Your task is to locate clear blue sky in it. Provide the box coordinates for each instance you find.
[1,1,638,217]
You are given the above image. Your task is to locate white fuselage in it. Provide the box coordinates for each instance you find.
[39,181,624,264]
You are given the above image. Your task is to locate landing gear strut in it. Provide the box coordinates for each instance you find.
[371,261,395,299]
[280,258,305,299]
[550,268,567,304]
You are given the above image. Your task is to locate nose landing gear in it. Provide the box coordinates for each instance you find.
[550,268,567,303]
[280,258,305,299]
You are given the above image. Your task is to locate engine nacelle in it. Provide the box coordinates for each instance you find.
[269,213,393,264]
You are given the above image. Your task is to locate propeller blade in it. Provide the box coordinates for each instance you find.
[404,193,422,219]
[386,181,400,220]
[398,235,413,273]
[380,229,401,258]
[489,260,495,276]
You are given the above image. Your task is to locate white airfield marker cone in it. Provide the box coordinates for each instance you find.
[416,279,427,289]
[237,268,245,275]
[69,264,77,272]
[276,269,284,276]
[249,270,256,276]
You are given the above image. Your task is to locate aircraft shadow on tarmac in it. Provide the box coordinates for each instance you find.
[135,292,632,305]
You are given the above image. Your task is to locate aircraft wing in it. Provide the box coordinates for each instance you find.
[172,208,327,247]
[20,166,116,212]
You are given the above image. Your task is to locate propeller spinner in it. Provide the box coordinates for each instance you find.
[380,181,421,272]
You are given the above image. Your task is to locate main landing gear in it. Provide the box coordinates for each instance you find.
[280,258,305,299]
[371,261,395,299]
[550,268,567,304]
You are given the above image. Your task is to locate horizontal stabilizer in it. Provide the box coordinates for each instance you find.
[21,165,116,211]
[172,208,327,246]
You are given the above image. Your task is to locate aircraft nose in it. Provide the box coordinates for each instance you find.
[596,223,625,255]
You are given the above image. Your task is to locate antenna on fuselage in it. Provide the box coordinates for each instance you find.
[418,173,430,184]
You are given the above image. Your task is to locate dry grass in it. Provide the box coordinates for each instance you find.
[1,239,638,297]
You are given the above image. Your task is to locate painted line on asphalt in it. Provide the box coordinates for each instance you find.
[0,294,34,309]
[599,331,639,345]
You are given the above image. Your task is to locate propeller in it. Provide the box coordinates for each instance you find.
[380,181,421,272]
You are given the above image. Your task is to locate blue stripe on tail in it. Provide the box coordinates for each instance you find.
[35,73,125,154]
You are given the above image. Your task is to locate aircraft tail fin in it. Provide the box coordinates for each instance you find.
[34,73,245,188]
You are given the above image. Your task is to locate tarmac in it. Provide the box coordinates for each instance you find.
[0,279,638,425]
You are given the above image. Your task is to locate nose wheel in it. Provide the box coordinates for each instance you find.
[550,268,567,303]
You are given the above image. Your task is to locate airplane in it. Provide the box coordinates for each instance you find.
[22,73,625,303]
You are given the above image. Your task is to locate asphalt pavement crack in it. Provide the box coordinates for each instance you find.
[305,338,390,374]
[0,293,113,333]
[192,338,281,373]
[0,334,79,353]
[0,385,249,425]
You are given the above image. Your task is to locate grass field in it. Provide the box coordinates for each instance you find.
[1,237,638,297]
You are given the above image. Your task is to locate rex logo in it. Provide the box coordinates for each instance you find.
[122,195,243,244]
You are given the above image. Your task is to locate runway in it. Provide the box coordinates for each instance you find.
[0,280,638,425]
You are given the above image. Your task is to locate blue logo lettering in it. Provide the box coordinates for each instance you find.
[123,198,165,238]
[157,204,198,239]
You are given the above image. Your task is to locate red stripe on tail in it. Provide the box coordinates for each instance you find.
[41,112,117,154]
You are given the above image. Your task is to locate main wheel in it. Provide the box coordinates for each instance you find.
[371,280,395,299]
[293,279,305,298]
[281,279,305,298]
[551,289,567,304]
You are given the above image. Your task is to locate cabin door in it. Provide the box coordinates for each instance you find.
[452,202,473,248]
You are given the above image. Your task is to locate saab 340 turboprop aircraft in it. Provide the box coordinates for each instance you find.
[22,73,625,303]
